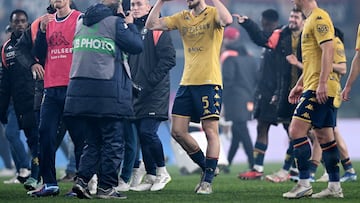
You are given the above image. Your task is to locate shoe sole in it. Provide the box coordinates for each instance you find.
[196,191,213,195]
[150,178,172,191]
[72,185,92,199]
[284,189,313,199]
[30,191,60,197]
[312,192,344,198]
[129,187,151,192]
[340,177,357,182]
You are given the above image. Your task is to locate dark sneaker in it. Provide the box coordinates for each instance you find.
[72,177,92,199]
[30,184,60,197]
[238,170,263,180]
[97,187,127,199]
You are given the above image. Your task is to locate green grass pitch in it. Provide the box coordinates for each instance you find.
[0,162,359,202]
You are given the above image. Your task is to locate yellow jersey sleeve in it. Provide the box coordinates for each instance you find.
[313,12,334,45]
[163,11,183,31]
[333,37,346,64]
[332,37,345,108]
[356,24,360,50]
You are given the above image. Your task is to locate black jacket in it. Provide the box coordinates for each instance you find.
[240,19,301,121]
[128,14,176,120]
[15,19,45,112]
[272,26,302,120]
[222,43,258,122]
[0,32,40,129]
[240,18,279,98]
[64,3,143,118]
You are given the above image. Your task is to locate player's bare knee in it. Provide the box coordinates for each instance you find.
[171,129,185,141]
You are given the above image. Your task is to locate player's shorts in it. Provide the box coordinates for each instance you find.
[293,90,337,128]
[253,91,278,125]
[171,85,222,123]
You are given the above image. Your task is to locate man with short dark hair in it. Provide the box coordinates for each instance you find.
[146,0,233,194]
[234,9,283,180]
[0,9,40,191]
[284,0,342,198]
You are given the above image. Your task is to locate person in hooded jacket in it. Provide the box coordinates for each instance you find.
[220,27,257,174]
[0,9,40,190]
[65,0,143,199]
[118,0,175,192]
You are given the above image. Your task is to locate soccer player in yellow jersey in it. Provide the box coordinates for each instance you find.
[342,24,360,101]
[288,30,357,183]
[145,0,232,194]
[284,0,343,199]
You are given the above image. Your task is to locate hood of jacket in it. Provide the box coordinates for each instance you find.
[83,3,114,26]
[225,41,249,56]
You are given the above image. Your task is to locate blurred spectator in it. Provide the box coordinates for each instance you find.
[221,26,257,174]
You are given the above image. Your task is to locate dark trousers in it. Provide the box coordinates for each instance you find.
[23,111,40,179]
[228,120,254,169]
[39,87,85,184]
[5,104,30,171]
[39,87,67,184]
[77,117,125,190]
[64,117,86,172]
[120,120,137,182]
[135,118,164,175]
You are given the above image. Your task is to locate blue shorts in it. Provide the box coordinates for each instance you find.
[293,90,337,128]
[171,85,222,123]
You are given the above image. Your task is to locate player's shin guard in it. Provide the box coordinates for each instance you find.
[293,137,311,179]
[321,140,340,182]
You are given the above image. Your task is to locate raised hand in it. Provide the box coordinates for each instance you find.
[232,14,248,24]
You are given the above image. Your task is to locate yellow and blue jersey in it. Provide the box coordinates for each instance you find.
[332,36,346,108]
[301,7,338,97]
[164,6,223,86]
[356,24,360,50]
